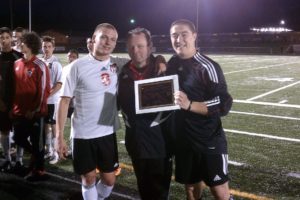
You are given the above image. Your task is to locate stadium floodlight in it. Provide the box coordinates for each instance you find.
[130,18,136,24]
[250,26,292,33]
[280,20,285,26]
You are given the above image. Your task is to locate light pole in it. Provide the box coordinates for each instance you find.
[29,0,32,32]
[9,0,14,29]
[196,0,199,47]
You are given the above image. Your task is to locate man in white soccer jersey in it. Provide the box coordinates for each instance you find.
[41,36,63,165]
[56,23,127,200]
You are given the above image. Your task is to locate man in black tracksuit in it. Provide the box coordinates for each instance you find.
[118,27,172,200]
[166,19,233,200]
[0,27,23,172]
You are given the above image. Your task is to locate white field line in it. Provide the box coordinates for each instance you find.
[229,111,300,121]
[247,80,300,101]
[228,160,246,166]
[224,61,298,75]
[233,99,300,109]
[287,172,300,179]
[225,129,300,143]
[45,172,140,200]
[221,57,277,64]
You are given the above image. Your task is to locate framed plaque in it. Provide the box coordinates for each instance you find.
[134,75,180,114]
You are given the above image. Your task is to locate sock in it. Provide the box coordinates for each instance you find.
[51,137,56,153]
[82,183,98,200]
[16,146,24,164]
[1,134,11,161]
[45,127,52,153]
[96,180,113,199]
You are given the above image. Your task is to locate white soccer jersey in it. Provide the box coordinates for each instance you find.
[62,54,127,139]
[41,55,63,104]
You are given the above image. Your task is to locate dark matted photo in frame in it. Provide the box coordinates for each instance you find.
[134,75,180,114]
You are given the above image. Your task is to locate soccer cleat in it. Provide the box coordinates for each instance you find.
[49,151,59,165]
[11,161,30,177]
[0,160,12,173]
[44,150,53,159]
[44,150,54,159]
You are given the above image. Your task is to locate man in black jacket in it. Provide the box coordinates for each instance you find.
[0,27,23,172]
[118,27,172,200]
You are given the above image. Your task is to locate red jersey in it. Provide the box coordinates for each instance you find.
[12,56,50,117]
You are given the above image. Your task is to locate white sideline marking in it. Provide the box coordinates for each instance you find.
[254,77,294,82]
[228,160,246,166]
[247,80,300,101]
[229,111,300,121]
[233,99,300,109]
[45,172,140,200]
[222,57,276,64]
[287,172,300,179]
[225,129,300,143]
[278,100,288,104]
[224,61,298,75]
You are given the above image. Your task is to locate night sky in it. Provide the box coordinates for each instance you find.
[1,0,300,38]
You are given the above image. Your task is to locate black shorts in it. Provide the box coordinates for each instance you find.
[67,107,74,119]
[175,150,229,187]
[44,104,56,124]
[0,111,12,132]
[72,133,119,175]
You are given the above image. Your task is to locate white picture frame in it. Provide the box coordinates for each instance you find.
[134,75,180,114]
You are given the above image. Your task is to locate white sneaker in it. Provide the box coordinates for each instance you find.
[49,151,59,164]
[44,151,53,159]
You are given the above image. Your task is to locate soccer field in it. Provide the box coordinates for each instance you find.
[53,53,300,199]
[1,53,299,200]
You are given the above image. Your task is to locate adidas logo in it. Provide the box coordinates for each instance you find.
[213,175,221,182]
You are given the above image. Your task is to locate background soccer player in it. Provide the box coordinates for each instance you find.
[41,36,63,165]
[0,27,23,172]
[11,32,50,181]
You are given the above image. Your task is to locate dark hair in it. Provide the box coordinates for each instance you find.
[0,27,12,36]
[42,35,55,46]
[21,32,41,55]
[170,19,197,33]
[127,27,152,47]
[68,49,79,58]
[14,27,26,33]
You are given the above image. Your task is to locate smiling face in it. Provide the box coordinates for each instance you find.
[170,23,197,59]
[92,27,118,60]
[127,33,151,68]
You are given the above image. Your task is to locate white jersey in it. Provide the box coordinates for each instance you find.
[41,55,63,104]
[61,54,128,139]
